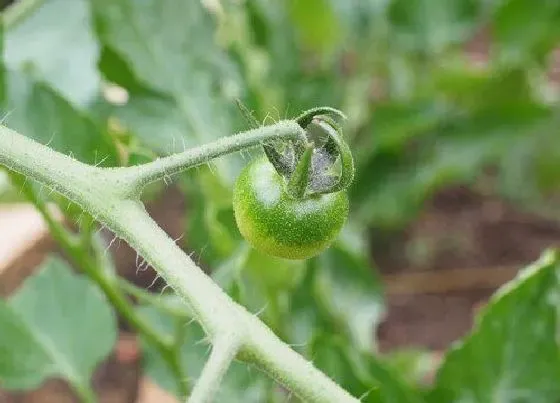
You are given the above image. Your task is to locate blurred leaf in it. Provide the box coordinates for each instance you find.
[288,0,341,54]
[314,232,385,351]
[211,245,251,300]
[430,250,560,402]
[353,99,552,228]
[0,22,4,104]
[308,332,425,402]
[288,265,421,402]
[138,302,269,401]
[244,0,344,114]
[288,266,324,353]
[353,101,444,165]
[0,257,117,390]
[354,351,426,403]
[211,246,282,333]
[435,67,533,108]
[493,0,560,65]
[352,149,431,228]
[245,0,298,80]
[383,349,438,387]
[310,335,373,399]
[91,0,242,176]
[329,0,390,41]
[4,0,100,106]
[532,128,560,193]
[184,168,242,267]
[245,248,306,291]
[2,70,118,165]
[0,169,25,203]
[188,200,239,267]
[427,104,550,172]
[388,0,480,53]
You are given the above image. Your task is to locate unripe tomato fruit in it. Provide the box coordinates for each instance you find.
[233,157,349,260]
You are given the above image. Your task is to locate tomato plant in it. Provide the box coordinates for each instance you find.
[1,0,560,402]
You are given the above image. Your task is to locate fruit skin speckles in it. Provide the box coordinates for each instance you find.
[233,156,349,260]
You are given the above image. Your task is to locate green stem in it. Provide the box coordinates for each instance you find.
[295,107,347,129]
[264,291,287,342]
[171,317,189,396]
[187,336,242,403]
[119,279,190,319]
[0,121,358,403]
[110,120,306,195]
[235,100,294,177]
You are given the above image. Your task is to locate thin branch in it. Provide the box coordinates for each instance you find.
[187,336,242,403]
[119,278,190,319]
[110,120,306,196]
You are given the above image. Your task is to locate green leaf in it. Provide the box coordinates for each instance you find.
[288,267,324,353]
[383,349,438,387]
[0,301,52,389]
[243,0,344,114]
[0,169,25,203]
[310,335,373,399]
[245,248,306,291]
[329,0,390,42]
[352,98,552,228]
[138,303,270,401]
[308,334,425,403]
[388,0,479,53]
[354,352,426,403]
[212,246,278,326]
[493,0,560,65]
[430,250,560,402]
[353,101,444,165]
[91,0,241,166]
[0,257,117,390]
[435,67,534,109]
[314,230,385,351]
[188,199,239,267]
[2,70,117,165]
[182,168,242,267]
[287,0,341,54]
[4,0,101,106]
[287,266,421,402]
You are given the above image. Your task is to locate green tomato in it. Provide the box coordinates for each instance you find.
[233,156,349,260]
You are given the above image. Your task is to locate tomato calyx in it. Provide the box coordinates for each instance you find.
[263,109,355,200]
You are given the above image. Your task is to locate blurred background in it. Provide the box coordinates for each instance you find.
[1,0,560,402]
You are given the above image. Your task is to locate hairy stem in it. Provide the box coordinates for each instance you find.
[0,123,358,403]
[187,336,241,403]
[111,120,307,196]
